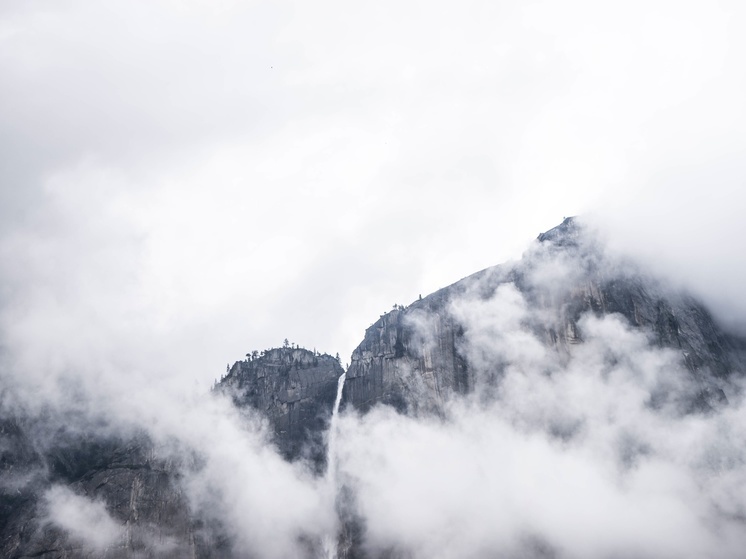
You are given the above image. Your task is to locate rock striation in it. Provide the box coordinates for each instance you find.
[0,420,216,559]
[218,347,344,465]
[335,217,746,558]
[343,217,746,415]
[0,346,343,558]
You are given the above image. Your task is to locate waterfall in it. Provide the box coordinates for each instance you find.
[328,372,346,487]
[322,372,346,559]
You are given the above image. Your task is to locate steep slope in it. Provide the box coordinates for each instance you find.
[218,347,344,465]
[335,217,746,559]
[0,420,215,559]
[343,217,745,414]
[0,346,343,558]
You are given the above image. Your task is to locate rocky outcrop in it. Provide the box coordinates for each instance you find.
[218,347,344,465]
[342,293,471,415]
[343,217,746,414]
[0,421,216,559]
[0,346,343,558]
[336,217,746,558]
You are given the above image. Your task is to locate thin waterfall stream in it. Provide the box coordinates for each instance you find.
[322,372,346,559]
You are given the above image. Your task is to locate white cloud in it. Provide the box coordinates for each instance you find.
[3,0,745,368]
[1,1,746,557]
[43,485,125,552]
[335,280,746,558]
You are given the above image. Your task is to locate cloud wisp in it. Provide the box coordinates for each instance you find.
[2,219,746,558]
[1,2,746,556]
[43,485,125,552]
[334,238,746,559]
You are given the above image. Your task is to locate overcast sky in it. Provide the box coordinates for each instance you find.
[1,0,745,387]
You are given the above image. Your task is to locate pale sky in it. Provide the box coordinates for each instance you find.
[1,0,745,387]
[4,5,746,557]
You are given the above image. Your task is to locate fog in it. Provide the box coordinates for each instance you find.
[2,0,745,373]
[334,243,746,558]
[10,225,746,556]
[43,486,125,552]
[2,0,746,557]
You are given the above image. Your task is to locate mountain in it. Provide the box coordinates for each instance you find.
[0,417,208,558]
[343,217,743,415]
[1,217,745,558]
[217,347,344,467]
[0,348,343,558]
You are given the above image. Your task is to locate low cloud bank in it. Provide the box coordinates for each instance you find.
[43,486,125,552]
[336,253,746,559]
[4,223,746,558]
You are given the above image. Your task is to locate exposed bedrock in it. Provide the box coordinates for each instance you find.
[219,347,344,465]
[343,217,745,415]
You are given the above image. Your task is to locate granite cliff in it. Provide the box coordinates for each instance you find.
[0,419,214,558]
[1,217,745,558]
[342,217,745,416]
[217,347,344,466]
[0,347,344,558]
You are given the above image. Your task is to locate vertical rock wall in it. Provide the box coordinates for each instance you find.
[219,347,344,464]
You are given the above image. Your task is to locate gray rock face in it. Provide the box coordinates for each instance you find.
[342,296,469,415]
[0,346,342,559]
[343,217,746,414]
[218,347,344,465]
[336,218,746,558]
[0,421,216,559]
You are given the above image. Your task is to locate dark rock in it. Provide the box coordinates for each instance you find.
[218,347,344,466]
[344,217,746,414]
[0,347,343,558]
[0,420,209,559]
[3,217,746,559]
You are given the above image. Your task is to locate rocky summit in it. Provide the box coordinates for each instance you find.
[1,217,745,558]
[218,347,344,466]
[344,217,745,416]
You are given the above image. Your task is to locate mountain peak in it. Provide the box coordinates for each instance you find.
[218,345,343,467]
[536,215,581,245]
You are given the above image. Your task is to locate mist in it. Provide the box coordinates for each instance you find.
[335,244,746,558]
[2,0,746,557]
